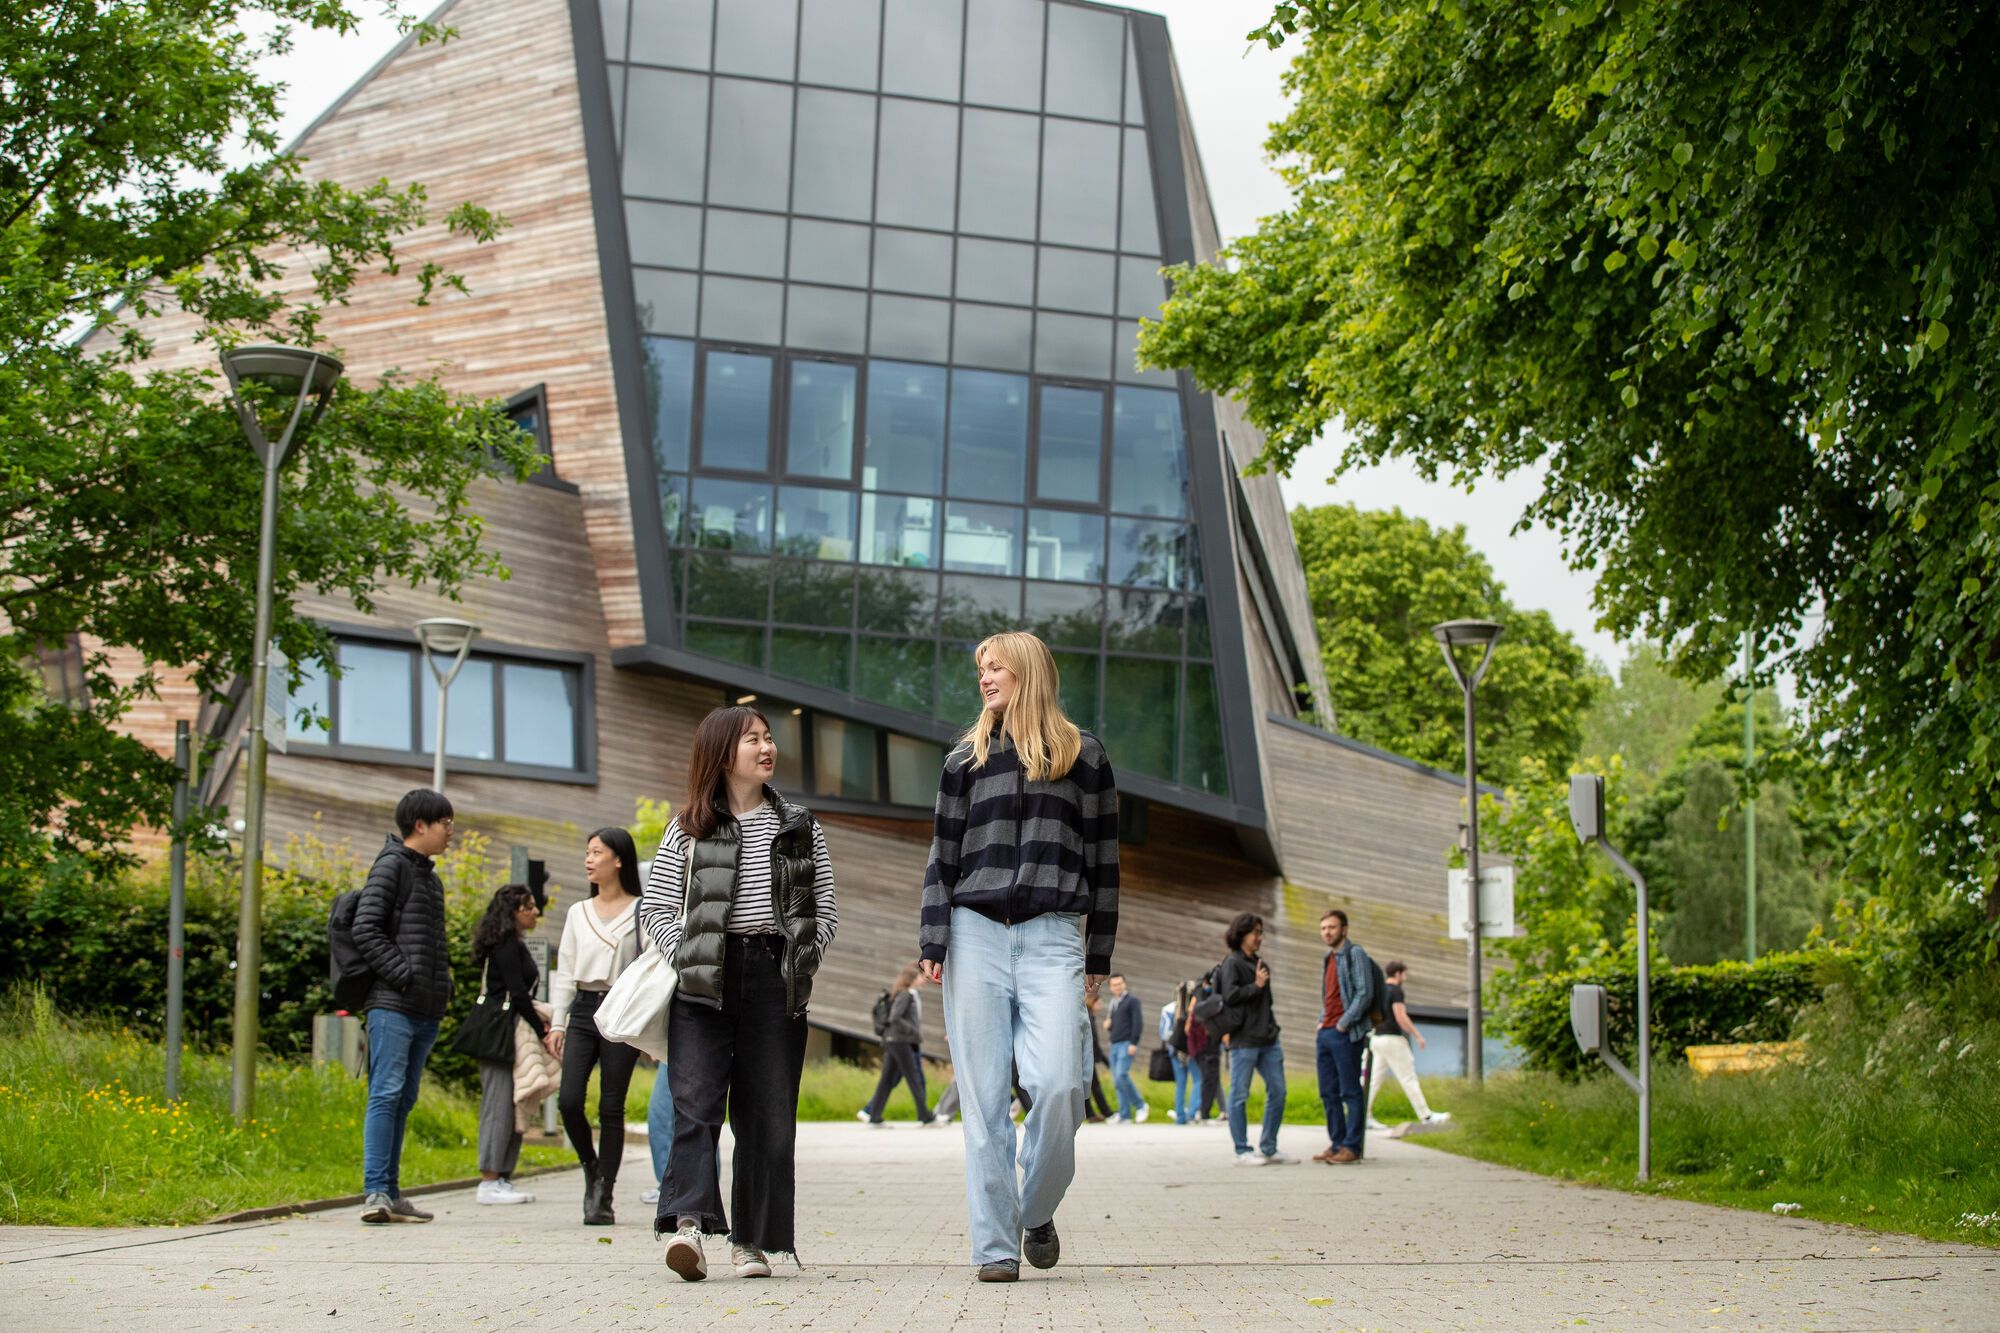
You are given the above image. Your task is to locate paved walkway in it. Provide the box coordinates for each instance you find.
[3,1121,1994,1330]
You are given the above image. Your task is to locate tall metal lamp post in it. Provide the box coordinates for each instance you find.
[220,344,343,1123]
[414,617,481,793]
[1433,618,1503,1083]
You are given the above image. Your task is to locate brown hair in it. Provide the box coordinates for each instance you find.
[679,705,772,842]
[890,961,923,995]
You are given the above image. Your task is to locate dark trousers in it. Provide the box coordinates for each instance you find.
[1196,1047,1223,1119]
[864,1041,933,1122]
[558,988,641,1180]
[659,934,807,1251]
[1316,1025,1366,1154]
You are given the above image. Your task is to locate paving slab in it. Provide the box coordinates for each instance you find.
[3,1121,1994,1331]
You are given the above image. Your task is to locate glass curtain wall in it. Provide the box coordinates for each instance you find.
[602,0,1224,795]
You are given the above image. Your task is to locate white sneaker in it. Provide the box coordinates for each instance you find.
[1424,1110,1452,1123]
[1135,1104,1150,1123]
[1233,1152,1268,1166]
[641,1185,661,1204]
[475,1178,533,1205]
[665,1222,707,1281]
[1366,1118,1389,1131]
[732,1243,772,1278]
[1263,1151,1298,1165]
[855,1109,872,1124]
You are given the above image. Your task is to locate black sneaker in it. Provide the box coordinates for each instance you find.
[1023,1221,1059,1269]
[977,1259,1020,1282]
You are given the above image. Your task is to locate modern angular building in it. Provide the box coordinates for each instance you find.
[109,0,1487,1071]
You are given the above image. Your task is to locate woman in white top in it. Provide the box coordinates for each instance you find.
[548,825,644,1226]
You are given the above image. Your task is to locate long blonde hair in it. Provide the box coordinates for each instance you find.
[959,631,1083,782]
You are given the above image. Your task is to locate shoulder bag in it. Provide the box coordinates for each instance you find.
[595,860,689,1062]
[449,960,516,1064]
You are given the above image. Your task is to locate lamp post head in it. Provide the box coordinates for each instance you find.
[1568,773,1606,844]
[414,617,482,658]
[219,343,344,466]
[1432,618,1504,692]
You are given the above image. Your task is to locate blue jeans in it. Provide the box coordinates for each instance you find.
[941,907,1088,1265]
[1226,1042,1287,1157]
[1171,1052,1199,1121]
[1107,1042,1144,1119]
[1317,1025,1366,1154]
[647,1059,676,1186]
[363,1008,440,1198]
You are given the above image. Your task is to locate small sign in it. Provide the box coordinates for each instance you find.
[1447,865,1516,940]
[524,938,552,1002]
[264,645,288,754]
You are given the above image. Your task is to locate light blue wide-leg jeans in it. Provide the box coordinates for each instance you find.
[942,907,1089,1265]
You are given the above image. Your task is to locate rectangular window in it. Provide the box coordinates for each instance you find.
[951,303,1033,372]
[704,208,788,278]
[869,293,951,361]
[714,0,796,79]
[863,360,946,494]
[786,284,868,354]
[790,219,871,287]
[942,503,1023,577]
[773,559,856,626]
[635,269,699,336]
[1105,587,1181,654]
[686,551,771,615]
[1025,580,1103,649]
[812,714,880,799]
[419,658,497,760]
[873,228,953,297]
[1039,247,1115,314]
[1026,509,1105,582]
[792,88,877,221]
[1109,516,1189,589]
[622,69,709,201]
[940,572,1022,638]
[876,99,959,231]
[1104,656,1176,779]
[690,477,774,550]
[880,0,961,101]
[1034,384,1103,505]
[946,369,1028,501]
[700,350,774,472]
[857,565,939,633]
[775,484,857,559]
[859,639,937,716]
[1044,4,1124,122]
[337,641,414,751]
[626,200,702,269]
[1121,126,1160,254]
[1109,385,1188,518]
[768,705,807,792]
[963,0,1043,111]
[859,493,940,569]
[700,275,784,345]
[627,0,711,69]
[1052,649,1100,730]
[686,621,765,668]
[708,79,794,212]
[1040,119,1120,250]
[1116,255,1166,320]
[785,361,857,479]
[773,627,852,692]
[1183,662,1229,795]
[956,237,1035,306]
[798,0,880,90]
[886,732,947,805]
[1034,311,1112,381]
[958,109,1040,241]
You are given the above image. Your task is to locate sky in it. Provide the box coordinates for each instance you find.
[256,0,1628,674]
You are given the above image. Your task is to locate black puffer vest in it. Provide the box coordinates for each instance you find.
[675,788,825,1018]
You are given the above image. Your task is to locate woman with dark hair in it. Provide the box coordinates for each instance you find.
[641,705,838,1282]
[857,962,936,1125]
[471,883,544,1205]
[1217,911,1294,1166]
[549,825,645,1225]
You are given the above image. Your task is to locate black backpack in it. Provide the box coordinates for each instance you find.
[1360,950,1390,1028]
[328,855,415,1011]
[871,988,893,1038]
[1190,964,1239,1037]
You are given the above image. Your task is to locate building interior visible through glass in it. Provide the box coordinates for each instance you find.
[612,0,1226,797]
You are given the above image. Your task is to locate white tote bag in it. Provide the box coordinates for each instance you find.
[594,870,686,1062]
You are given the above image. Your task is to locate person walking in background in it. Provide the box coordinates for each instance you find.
[1082,990,1114,1123]
[1313,909,1375,1165]
[550,827,646,1226]
[1189,976,1223,1124]
[470,883,544,1205]
[1166,981,1199,1125]
[921,631,1120,1282]
[1104,975,1147,1122]
[353,789,457,1224]
[644,705,838,1282]
[859,962,937,1125]
[1366,961,1451,1131]
[1217,912,1294,1166]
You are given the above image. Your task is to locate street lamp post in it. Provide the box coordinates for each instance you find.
[220,344,343,1124]
[414,617,481,793]
[1433,618,1503,1084]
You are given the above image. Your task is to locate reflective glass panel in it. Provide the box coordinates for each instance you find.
[1183,662,1228,794]
[963,0,1043,110]
[1026,509,1104,582]
[1034,385,1102,504]
[772,628,851,691]
[863,360,945,494]
[942,503,1022,576]
[940,573,1021,637]
[704,208,787,277]
[622,69,707,200]
[946,369,1027,501]
[627,0,711,69]
[792,88,876,221]
[626,200,701,268]
[337,642,412,750]
[867,294,948,361]
[873,228,953,296]
[1117,255,1165,319]
[685,551,771,615]
[956,238,1034,306]
[700,275,784,344]
[935,640,978,720]
[880,0,961,101]
[785,362,856,479]
[708,79,793,212]
[1052,649,1099,728]
[1104,656,1175,778]
[858,638,936,715]
[1038,247,1114,314]
[859,492,940,570]
[1185,594,1211,657]
[798,0,880,89]
[1105,587,1180,653]
[775,485,857,559]
[951,303,1032,371]
[857,565,938,630]
[288,656,330,744]
[1124,29,1144,123]
[1034,311,1111,380]
[600,0,629,57]
[1121,127,1159,253]
[610,65,626,150]
[1109,386,1188,517]
[785,284,867,353]
[685,621,764,667]
[1025,580,1102,649]
[1044,3,1123,121]
[768,706,806,793]
[644,336,696,471]
[887,732,947,804]
[715,0,796,78]
[661,473,688,545]
[1115,319,1175,386]
[876,99,958,231]
[689,478,773,551]
[1040,119,1119,249]
[1109,516,1187,588]
[773,560,855,626]
[635,268,698,335]
[419,658,496,760]
[790,219,871,287]
[958,110,1040,241]
[502,663,579,769]
[700,351,772,472]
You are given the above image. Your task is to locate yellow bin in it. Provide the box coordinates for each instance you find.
[1685,1041,1805,1078]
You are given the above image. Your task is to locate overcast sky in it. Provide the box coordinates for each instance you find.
[258,0,1627,672]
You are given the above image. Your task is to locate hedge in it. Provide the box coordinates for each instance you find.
[1495,951,1830,1076]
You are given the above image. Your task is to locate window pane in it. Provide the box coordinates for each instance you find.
[600,0,629,57]
[857,565,938,632]
[337,642,412,750]
[859,492,940,569]
[799,0,880,89]
[773,560,856,626]
[935,640,979,720]
[1034,385,1102,505]
[645,336,696,471]
[1121,127,1159,253]
[623,69,708,200]
[792,88,876,221]
[419,658,496,760]
[629,0,711,67]
[887,732,947,804]
[1105,587,1180,653]
[1044,3,1123,121]
[943,502,1022,576]
[1026,581,1102,649]
[863,361,945,494]
[956,238,1034,306]
[964,0,1042,110]
[1124,30,1145,123]
[785,362,857,480]
[1034,311,1111,380]
[1040,119,1119,250]
[1185,595,1211,657]
[1117,255,1165,320]
[768,706,806,793]
[873,228,953,296]
[959,109,1040,241]
[1052,649,1099,729]
[1110,385,1188,517]
[610,64,626,150]
[689,478,773,551]
[881,0,960,100]
[876,99,958,230]
[704,208,787,278]
[635,268,698,335]
[775,484,857,559]
[773,628,851,692]
[502,664,579,769]
[1104,656,1175,779]
[686,621,765,667]
[1115,319,1176,386]
[700,275,784,344]
[289,656,330,745]
[869,293,950,360]
[715,0,795,78]
[686,552,771,615]
[946,369,1027,501]
[708,79,793,212]
[626,200,702,268]
[700,351,773,472]
[661,473,688,546]
[786,284,867,353]
[1038,247,1114,314]
[1026,509,1104,583]
[951,303,1032,371]
[790,219,871,287]
[940,573,1021,638]
[1183,662,1228,794]
[813,714,880,799]
[1109,517,1189,588]
[859,639,936,715]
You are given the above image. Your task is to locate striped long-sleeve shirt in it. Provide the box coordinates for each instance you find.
[639,806,839,962]
[919,730,1120,974]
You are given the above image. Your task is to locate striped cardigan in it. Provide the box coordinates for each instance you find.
[919,729,1120,975]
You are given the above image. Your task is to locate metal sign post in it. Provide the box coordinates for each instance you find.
[1566,773,1651,1181]
[165,721,191,1101]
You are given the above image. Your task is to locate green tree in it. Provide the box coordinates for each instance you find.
[1653,760,1829,964]
[2,2,543,885]
[1293,503,1600,790]
[1144,2,2000,947]
[1577,646,1726,794]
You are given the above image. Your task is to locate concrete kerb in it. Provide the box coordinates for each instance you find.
[205,1160,581,1224]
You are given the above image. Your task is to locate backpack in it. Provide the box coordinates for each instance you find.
[1190,964,1239,1037]
[328,854,416,1011]
[1362,950,1390,1028]
[871,988,893,1038]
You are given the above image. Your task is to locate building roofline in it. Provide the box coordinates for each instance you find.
[1265,713,1504,798]
[277,0,466,160]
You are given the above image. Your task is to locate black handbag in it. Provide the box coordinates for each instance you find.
[1147,1045,1175,1082]
[450,961,516,1064]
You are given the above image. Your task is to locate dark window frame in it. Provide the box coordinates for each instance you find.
[503,384,579,493]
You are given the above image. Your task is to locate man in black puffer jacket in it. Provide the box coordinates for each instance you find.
[353,789,456,1224]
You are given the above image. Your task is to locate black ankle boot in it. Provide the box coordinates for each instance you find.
[584,1167,616,1226]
